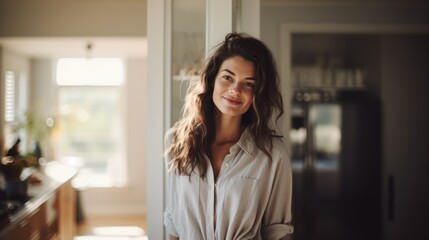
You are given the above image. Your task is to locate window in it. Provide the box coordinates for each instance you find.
[4,71,27,151]
[5,71,16,123]
[4,71,17,150]
[56,58,126,188]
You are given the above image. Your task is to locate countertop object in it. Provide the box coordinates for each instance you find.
[0,161,77,240]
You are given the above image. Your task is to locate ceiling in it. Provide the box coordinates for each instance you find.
[0,0,418,59]
[0,37,147,58]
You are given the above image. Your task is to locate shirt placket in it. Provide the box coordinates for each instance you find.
[205,156,216,240]
[213,147,236,239]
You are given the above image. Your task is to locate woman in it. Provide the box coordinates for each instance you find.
[164,33,293,240]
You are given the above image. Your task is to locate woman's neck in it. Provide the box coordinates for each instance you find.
[214,113,243,144]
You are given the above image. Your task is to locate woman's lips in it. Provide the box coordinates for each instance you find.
[223,96,242,105]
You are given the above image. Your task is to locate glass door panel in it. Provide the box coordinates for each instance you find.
[171,0,206,125]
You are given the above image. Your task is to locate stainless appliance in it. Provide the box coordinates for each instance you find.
[290,90,381,240]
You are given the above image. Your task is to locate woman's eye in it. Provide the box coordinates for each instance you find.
[222,75,233,81]
[243,82,255,88]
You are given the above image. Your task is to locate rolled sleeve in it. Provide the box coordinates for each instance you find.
[164,209,179,237]
[163,128,180,238]
[262,223,294,240]
[262,147,294,240]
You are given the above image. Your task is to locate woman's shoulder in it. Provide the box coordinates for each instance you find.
[246,134,290,173]
[244,132,288,160]
[165,127,177,146]
[242,129,289,158]
[269,135,291,163]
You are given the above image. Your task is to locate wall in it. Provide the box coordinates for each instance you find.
[0,0,147,37]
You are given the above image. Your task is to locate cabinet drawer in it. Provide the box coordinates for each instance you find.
[6,204,46,240]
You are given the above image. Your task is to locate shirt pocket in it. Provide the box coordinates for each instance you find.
[225,175,259,212]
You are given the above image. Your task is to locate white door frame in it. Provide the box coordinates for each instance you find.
[146,0,169,240]
[147,1,260,239]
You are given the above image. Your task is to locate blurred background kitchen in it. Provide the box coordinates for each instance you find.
[0,0,428,240]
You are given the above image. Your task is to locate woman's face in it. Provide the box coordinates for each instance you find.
[212,56,256,118]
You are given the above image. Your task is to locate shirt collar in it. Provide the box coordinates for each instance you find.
[236,127,254,156]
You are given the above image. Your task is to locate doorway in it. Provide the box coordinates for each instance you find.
[280,24,429,240]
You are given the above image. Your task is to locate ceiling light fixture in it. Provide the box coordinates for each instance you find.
[86,42,93,59]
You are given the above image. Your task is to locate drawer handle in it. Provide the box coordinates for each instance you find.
[18,220,29,228]
[18,207,41,228]
[30,230,40,240]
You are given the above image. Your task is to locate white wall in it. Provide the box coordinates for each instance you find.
[29,59,57,119]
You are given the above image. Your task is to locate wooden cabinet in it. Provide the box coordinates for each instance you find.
[58,180,76,240]
[0,162,77,240]
[6,204,45,240]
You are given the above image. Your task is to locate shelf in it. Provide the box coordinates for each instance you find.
[291,65,366,90]
[172,75,199,82]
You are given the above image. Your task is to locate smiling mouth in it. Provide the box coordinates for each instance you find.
[223,96,242,105]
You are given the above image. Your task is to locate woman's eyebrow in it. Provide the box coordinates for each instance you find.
[221,69,235,75]
[221,69,256,81]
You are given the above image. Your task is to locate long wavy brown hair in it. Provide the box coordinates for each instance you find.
[166,33,284,178]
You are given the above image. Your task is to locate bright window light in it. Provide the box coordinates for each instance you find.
[56,58,124,86]
[56,58,126,188]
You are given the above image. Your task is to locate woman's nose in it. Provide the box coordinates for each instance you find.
[229,82,241,93]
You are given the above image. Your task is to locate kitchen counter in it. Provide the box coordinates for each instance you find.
[0,161,77,239]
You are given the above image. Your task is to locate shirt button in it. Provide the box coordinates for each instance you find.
[224,162,229,167]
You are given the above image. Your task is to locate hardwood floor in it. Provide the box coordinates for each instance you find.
[76,214,147,238]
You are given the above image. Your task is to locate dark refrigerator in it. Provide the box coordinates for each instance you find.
[290,90,381,240]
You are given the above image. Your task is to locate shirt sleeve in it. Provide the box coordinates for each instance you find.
[164,208,179,237]
[163,128,180,237]
[261,147,294,240]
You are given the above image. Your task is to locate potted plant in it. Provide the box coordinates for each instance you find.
[1,111,55,180]
[1,138,39,180]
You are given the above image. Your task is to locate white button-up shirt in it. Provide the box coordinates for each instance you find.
[164,128,294,240]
